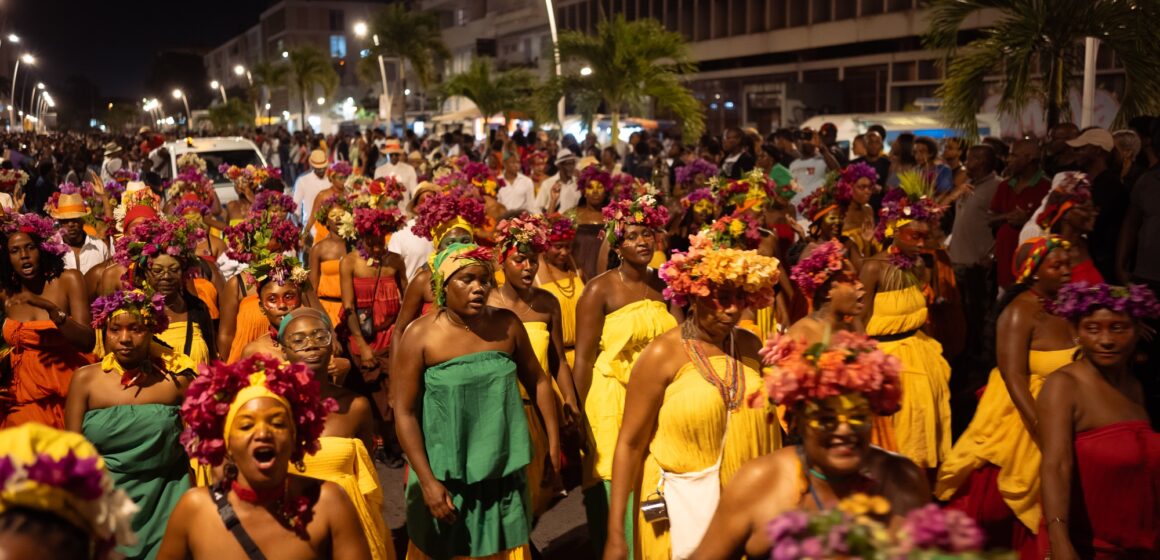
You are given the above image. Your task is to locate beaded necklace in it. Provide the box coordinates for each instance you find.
[680,321,744,411]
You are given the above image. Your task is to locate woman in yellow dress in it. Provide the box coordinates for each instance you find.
[604,232,783,560]
[308,194,352,327]
[573,194,676,554]
[935,236,1076,554]
[858,171,951,472]
[837,162,881,268]
[535,214,584,366]
[279,307,394,560]
[490,214,580,520]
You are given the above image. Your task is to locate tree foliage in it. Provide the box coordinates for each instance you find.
[367,3,450,91]
[287,45,338,125]
[440,57,536,126]
[200,98,255,133]
[925,0,1160,137]
[250,61,291,107]
[537,14,703,145]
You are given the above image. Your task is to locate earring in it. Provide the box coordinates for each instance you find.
[1073,336,1080,345]
[224,461,239,481]
[1032,275,1039,282]
[294,459,306,473]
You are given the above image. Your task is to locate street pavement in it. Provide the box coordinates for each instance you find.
[377,461,593,559]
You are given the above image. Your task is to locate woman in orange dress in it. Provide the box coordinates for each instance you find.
[303,161,352,247]
[0,212,94,429]
[308,194,352,327]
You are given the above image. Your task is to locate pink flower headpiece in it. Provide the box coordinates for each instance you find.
[0,209,68,258]
[327,161,353,178]
[495,213,550,261]
[790,239,848,295]
[836,162,878,203]
[411,185,486,241]
[223,214,301,264]
[1047,282,1160,322]
[91,289,169,333]
[753,330,902,416]
[602,194,669,246]
[676,159,718,187]
[875,170,945,241]
[114,216,206,275]
[546,213,576,243]
[660,232,780,308]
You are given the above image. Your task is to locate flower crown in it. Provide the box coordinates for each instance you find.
[0,168,30,191]
[676,159,718,187]
[682,188,719,217]
[546,213,576,243]
[797,171,844,223]
[700,210,763,250]
[714,168,782,210]
[836,162,878,202]
[411,185,486,240]
[242,253,309,290]
[579,165,613,194]
[522,150,549,176]
[0,425,138,554]
[223,214,301,264]
[349,206,406,263]
[174,197,211,218]
[754,330,903,416]
[180,354,337,466]
[790,239,848,295]
[1036,171,1092,231]
[327,160,353,178]
[458,156,505,197]
[164,169,215,204]
[496,213,551,260]
[176,152,207,174]
[1047,282,1160,322]
[114,216,206,274]
[314,194,353,230]
[91,289,169,333]
[0,209,68,258]
[875,171,945,241]
[218,164,280,187]
[251,190,297,216]
[351,176,406,209]
[608,173,656,202]
[602,194,669,246]
[660,232,780,308]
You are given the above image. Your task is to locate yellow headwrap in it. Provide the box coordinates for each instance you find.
[429,243,494,307]
[0,423,138,549]
[432,217,475,249]
[224,371,293,438]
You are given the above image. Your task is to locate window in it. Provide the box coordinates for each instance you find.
[328,10,344,32]
[789,0,808,26]
[861,0,884,15]
[811,0,831,23]
[770,0,787,28]
[330,35,347,58]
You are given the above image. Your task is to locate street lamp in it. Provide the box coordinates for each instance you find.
[9,53,34,131]
[6,34,18,44]
[210,80,228,103]
[234,64,253,85]
[353,21,368,37]
[172,88,191,125]
[544,0,565,124]
[316,97,325,106]
[580,66,592,76]
[353,20,390,124]
[27,82,44,118]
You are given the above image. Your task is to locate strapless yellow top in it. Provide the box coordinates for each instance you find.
[301,436,394,560]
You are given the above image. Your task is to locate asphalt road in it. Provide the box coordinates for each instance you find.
[377,462,594,559]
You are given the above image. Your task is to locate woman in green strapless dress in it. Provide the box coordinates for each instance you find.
[392,243,560,560]
[64,289,199,560]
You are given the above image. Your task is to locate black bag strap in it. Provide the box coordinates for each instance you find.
[211,483,268,560]
[183,314,194,356]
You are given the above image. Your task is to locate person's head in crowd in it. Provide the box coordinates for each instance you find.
[1048,283,1160,370]
[308,149,327,178]
[1047,122,1081,154]
[913,136,939,167]
[852,134,867,158]
[555,149,577,180]
[628,131,641,147]
[891,133,917,168]
[798,127,818,158]
[819,123,838,147]
[723,126,747,156]
[1112,130,1141,171]
[942,137,966,167]
[755,143,782,174]
[1004,138,1041,178]
[1066,128,1114,173]
[965,144,999,180]
[770,129,795,157]
[980,137,1009,168]
[863,131,884,159]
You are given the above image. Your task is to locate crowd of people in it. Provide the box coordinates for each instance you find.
[0,116,1157,560]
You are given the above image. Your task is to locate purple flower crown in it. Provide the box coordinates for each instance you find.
[836,162,878,202]
[91,289,169,332]
[0,209,68,258]
[411,186,486,240]
[1047,282,1160,322]
[874,188,945,241]
[681,188,718,211]
[676,158,718,187]
[327,160,353,177]
[114,216,206,274]
[251,190,297,216]
[790,239,847,294]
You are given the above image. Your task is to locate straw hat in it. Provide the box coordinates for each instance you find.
[408,181,441,214]
[48,192,90,220]
[383,139,404,155]
[103,142,123,157]
[308,149,328,169]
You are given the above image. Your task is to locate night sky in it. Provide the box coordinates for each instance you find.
[5,0,268,98]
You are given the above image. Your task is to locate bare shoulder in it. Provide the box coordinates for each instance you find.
[71,363,103,384]
[733,327,765,361]
[636,327,687,379]
[727,447,798,494]
[1041,363,1080,394]
[529,287,560,312]
[60,268,85,286]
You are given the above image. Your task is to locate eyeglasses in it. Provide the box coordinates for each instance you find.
[805,410,872,432]
[148,266,183,278]
[283,328,332,351]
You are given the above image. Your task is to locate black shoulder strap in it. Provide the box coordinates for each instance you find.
[211,483,268,560]
[183,315,193,356]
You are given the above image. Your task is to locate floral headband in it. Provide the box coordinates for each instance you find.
[797,171,844,223]
[327,160,353,178]
[602,194,669,246]
[242,253,309,290]
[251,190,297,216]
[223,214,301,264]
[180,354,337,467]
[114,216,206,275]
[753,330,903,416]
[682,188,719,217]
[1012,235,1070,285]
[0,423,138,557]
[790,239,849,295]
[700,210,763,250]
[314,194,353,230]
[348,207,406,264]
[714,169,785,212]
[660,232,781,308]
[351,176,406,209]
[1047,282,1160,322]
[676,158,718,187]
[412,185,486,243]
[1036,171,1092,231]
[176,152,207,174]
[218,163,280,187]
[90,289,169,333]
[495,213,550,261]
[0,168,30,191]
[579,165,613,194]
[836,162,878,201]
[164,169,214,205]
[608,173,656,202]
[875,171,945,241]
[430,243,494,307]
[459,157,505,197]
[546,213,576,243]
[1,209,70,259]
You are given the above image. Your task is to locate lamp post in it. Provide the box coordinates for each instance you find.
[8,53,34,131]
[172,89,191,126]
[354,20,391,124]
[234,65,261,127]
[210,80,228,103]
[544,0,565,125]
[27,82,44,120]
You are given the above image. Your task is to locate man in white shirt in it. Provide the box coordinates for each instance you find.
[535,149,580,213]
[497,152,538,214]
[387,182,439,280]
[789,130,829,207]
[292,149,330,224]
[99,142,125,184]
[373,139,418,195]
[49,192,109,275]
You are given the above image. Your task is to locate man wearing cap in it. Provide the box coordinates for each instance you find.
[819,122,850,168]
[1070,128,1123,278]
[386,181,438,281]
[535,149,580,213]
[293,149,331,225]
[99,142,125,184]
[373,139,418,197]
[50,191,109,275]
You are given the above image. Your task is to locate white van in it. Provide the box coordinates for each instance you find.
[164,137,267,204]
[798,112,1003,160]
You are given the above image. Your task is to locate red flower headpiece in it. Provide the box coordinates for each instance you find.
[114,216,206,275]
[223,214,301,264]
[701,210,763,250]
[546,213,576,243]
[790,239,848,295]
[1036,171,1092,231]
[495,213,550,261]
[411,185,486,241]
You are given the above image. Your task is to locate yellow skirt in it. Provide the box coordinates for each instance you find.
[406,542,529,560]
[879,331,951,469]
[301,437,394,560]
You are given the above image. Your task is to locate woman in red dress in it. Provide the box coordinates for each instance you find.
[1038,283,1160,559]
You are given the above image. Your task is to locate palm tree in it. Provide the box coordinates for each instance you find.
[367,3,450,125]
[441,57,536,128]
[250,61,291,110]
[538,14,703,146]
[287,45,339,128]
[925,0,1160,137]
[200,98,255,133]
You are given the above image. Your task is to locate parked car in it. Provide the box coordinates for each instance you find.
[164,136,266,204]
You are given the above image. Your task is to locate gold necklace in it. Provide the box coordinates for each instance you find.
[544,260,578,298]
[618,265,649,301]
[442,310,472,330]
[497,287,533,321]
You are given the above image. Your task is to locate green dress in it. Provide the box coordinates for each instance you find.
[83,404,191,560]
[404,350,533,559]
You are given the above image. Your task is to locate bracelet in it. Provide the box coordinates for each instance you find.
[1048,516,1068,526]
